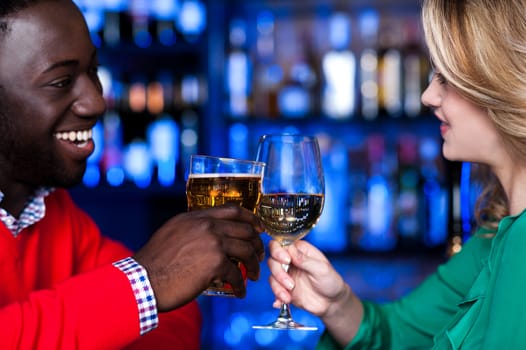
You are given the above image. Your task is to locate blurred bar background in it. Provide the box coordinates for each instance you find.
[69,0,477,348]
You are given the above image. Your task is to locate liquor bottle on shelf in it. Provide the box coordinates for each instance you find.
[358,9,380,120]
[420,137,449,248]
[403,18,430,117]
[151,0,178,46]
[103,10,121,47]
[396,134,422,246]
[102,111,125,187]
[252,10,282,119]
[147,115,180,187]
[146,80,165,115]
[277,42,316,118]
[128,76,147,113]
[322,12,357,120]
[378,17,403,118]
[228,123,249,160]
[309,137,348,252]
[446,160,463,255]
[180,109,199,178]
[129,0,152,48]
[226,18,251,118]
[361,134,397,251]
[180,74,206,107]
[123,139,153,188]
[145,71,181,186]
[156,71,175,112]
[81,6,105,47]
[176,0,207,43]
[347,146,368,249]
[445,161,477,254]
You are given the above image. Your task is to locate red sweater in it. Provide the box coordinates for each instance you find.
[0,189,201,350]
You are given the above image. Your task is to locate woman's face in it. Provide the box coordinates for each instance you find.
[421,73,505,165]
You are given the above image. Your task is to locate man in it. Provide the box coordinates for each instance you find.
[0,0,265,349]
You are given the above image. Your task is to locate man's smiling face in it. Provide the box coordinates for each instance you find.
[0,0,106,189]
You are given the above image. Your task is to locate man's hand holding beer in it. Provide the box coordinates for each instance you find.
[134,204,265,312]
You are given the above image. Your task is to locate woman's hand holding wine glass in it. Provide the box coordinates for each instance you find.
[253,134,325,330]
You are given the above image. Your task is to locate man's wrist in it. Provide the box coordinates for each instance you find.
[113,257,159,335]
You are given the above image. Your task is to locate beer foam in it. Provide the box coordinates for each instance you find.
[188,173,262,178]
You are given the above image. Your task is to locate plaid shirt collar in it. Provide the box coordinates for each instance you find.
[0,187,54,237]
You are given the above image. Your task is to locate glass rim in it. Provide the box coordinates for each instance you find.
[258,133,318,143]
[190,154,265,167]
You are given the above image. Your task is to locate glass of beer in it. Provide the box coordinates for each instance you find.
[186,155,265,296]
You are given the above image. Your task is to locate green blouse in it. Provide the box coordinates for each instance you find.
[317,210,526,349]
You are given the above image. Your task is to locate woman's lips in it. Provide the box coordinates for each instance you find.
[439,123,449,136]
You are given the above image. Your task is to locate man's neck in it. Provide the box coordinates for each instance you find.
[0,185,39,219]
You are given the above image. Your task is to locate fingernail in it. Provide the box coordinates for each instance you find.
[280,253,291,265]
[285,278,295,291]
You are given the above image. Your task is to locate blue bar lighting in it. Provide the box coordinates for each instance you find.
[147,116,180,186]
[460,162,472,237]
[106,167,125,187]
[150,0,179,20]
[228,123,249,160]
[103,0,128,11]
[83,121,104,187]
[177,0,206,40]
[123,140,153,188]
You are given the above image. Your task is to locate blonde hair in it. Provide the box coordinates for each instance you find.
[422,0,526,229]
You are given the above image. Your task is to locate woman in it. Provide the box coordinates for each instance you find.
[268,0,526,348]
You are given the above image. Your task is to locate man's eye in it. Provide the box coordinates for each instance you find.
[89,64,99,77]
[49,78,72,88]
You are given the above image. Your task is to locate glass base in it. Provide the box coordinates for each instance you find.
[252,317,318,331]
[202,285,236,298]
[201,279,238,297]
[202,288,236,297]
[253,302,317,330]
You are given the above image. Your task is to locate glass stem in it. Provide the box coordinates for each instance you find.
[278,263,294,321]
[278,302,293,321]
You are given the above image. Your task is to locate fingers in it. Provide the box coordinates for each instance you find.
[221,237,262,281]
[268,240,291,264]
[269,274,291,305]
[221,258,247,298]
[195,205,266,263]
[192,204,265,233]
[267,255,295,290]
[217,219,265,262]
[267,252,295,307]
[268,239,324,273]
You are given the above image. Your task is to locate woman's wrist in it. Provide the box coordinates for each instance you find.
[321,284,364,346]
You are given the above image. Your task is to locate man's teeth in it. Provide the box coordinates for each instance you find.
[55,129,93,142]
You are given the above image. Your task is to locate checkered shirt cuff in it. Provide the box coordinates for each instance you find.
[113,257,159,335]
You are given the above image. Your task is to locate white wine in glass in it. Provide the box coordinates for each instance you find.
[253,134,325,330]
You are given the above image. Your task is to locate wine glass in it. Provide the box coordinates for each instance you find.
[252,134,325,330]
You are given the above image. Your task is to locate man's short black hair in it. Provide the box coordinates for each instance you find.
[0,0,41,34]
[0,0,41,16]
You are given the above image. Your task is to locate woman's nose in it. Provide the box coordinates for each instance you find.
[421,79,440,109]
